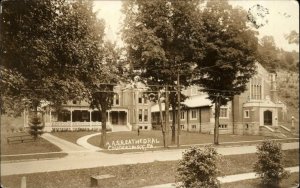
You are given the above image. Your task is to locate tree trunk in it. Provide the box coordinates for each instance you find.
[171,105,176,144]
[100,109,107,148]
[214,96,220,145]
[232,98,235,134]
[158,92,166,148]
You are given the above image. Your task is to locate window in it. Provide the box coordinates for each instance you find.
[244,110,250,118]
[72,100,77,104]
[181,125,185,129]
[192,125,196,129]
[144,126,148,130]
[138,93,143,104]
[144,109,148,122]
[191,110,197,119]
[180,111,185,120]
[139,126,143,129]
[220,108,228,118]
[138,109,143,122]
[114,94,119,105]
[219,124,227,129]
[251,77,262,100]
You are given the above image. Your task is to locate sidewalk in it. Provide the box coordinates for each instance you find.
[1,142,298,176]
[142,166,299,188]
[41,133,88,153]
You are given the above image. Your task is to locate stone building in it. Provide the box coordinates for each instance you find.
[151,63,288,136]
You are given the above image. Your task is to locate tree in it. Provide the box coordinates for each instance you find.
[122,0,203,146]
[86,41,121,148]
[194,1,258,145]
[28,114,44,140]
[176,146,221,188]
[254,140,290,187]
[257,36,280,72]
[1,0,102,116]
[285,30,299,45]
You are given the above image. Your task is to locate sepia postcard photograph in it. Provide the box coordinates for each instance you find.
[0,0,299,187]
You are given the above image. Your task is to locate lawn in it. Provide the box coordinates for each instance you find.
[87,130,276,150]
[222,172,299,188]
[1,149,298,188]
[1,132,63,155]
[51,131,98,145]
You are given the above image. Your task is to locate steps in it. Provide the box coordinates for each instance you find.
[260,125,297,138]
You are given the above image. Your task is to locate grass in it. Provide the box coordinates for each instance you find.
[1,153,67,162]
[1,132,62,155]
[51,131,98,145]
[222,172,299,188]
[87,130,276,151]
[1,149,298,188]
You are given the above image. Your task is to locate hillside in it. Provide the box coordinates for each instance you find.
[276,70,299,124]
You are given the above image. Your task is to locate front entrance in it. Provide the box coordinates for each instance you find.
[264,110,272,125]
[110,111,127,125]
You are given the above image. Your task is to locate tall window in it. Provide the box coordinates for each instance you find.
[191,110,197,119]
[138,109,143,122]
[251,77,262,100]
[180,111,185,120]
[144,109,148,122]
[114,94,119,105]
[220,108,228,118]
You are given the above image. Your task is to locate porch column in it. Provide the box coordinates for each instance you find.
[89,110,92,129]
[70,108,73,131]
[49,110,52,123]
[126,110,129,125]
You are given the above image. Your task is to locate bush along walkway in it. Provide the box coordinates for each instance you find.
[142,166,299,188]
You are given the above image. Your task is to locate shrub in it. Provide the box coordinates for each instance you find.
[28,115,44,140]
[253,140,290,187]
[176,146,221,188]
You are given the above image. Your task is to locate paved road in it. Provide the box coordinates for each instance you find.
[1,142,298,176]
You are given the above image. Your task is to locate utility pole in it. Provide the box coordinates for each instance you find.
[177,69,181,148]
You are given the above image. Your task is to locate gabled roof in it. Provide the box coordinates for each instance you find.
[151,94,212,112]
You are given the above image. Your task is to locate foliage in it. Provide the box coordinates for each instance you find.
[285,30,299,45]
[194,1,258,144]
[176,146,221,188]
[122,0,202,144]
[0,0,105,113]
[84,41,122,148]
[28,115,44,140]
[253,140,290,187]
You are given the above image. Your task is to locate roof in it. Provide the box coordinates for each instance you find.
[182,94,212,108]
[151,94,212,112]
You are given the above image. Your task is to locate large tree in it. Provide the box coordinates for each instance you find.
[122,0,203,146]
[85,41,121,148]
[194,1,258,144]
[0,0,105,114]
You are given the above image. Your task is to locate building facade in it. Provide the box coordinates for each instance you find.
[151,63,288,136]
[33,84,152,132]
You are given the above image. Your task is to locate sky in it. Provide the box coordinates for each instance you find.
[93,0,299,52]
